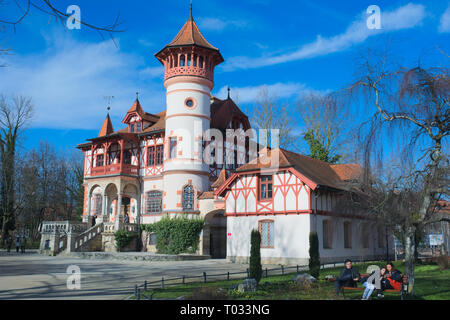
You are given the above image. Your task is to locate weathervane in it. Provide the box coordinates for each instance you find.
[104,96,114,113]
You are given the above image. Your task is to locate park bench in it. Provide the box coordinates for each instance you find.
[329,273,409,300]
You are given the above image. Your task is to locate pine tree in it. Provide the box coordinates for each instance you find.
[249,229,262,283]
[309,231,320,278]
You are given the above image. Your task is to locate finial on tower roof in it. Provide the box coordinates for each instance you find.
[104,95,114,114]
[227,86,231,99]
[136,91,139,101]
[189,1,193,21]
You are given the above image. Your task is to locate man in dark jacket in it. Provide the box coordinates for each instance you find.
[334,259,360,296]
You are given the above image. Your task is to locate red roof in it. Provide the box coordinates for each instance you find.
[122,98,160,124]
[98,114,114,137]
[216,148,363,194]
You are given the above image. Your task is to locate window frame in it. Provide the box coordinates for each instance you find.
[156,145,164,165]
[146,190,163,214]
[147,146,155,167]
[169,137,177,159]
[323,219,333,249]
[258,175,273,201]
[259,220,274,248]
[182,184,195,211]
[96,154,104,167]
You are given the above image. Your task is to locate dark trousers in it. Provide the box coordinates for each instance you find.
[16,246,19,253]
[334,274,356,295]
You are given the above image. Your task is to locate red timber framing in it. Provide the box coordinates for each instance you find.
[143,133,164,177]
[84,133,140,177]
[217,167,313,217]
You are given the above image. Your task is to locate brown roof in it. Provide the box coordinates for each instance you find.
[198,191,215,200]
[331,164,363,181]
[211,169,227,189]
[123,99,160,124]
[142,110,166,133]
[235,148,361,191]
[165,9,218,51]
[98,114,114,137]
[210,97,250,131]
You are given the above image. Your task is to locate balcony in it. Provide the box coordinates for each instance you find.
[90,163,139,177]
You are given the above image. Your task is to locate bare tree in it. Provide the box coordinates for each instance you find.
[251,87,298,150]
[0,95,33,240]
[297,93,350,163]
[347,48,449,294]
[0,0,125,49]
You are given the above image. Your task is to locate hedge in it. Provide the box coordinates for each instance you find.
[114,230,138,251]
[141,216,204,254]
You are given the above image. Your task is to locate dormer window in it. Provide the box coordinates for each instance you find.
[137,122,141,132]
[130,124,135,133]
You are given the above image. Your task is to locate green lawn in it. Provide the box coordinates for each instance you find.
[134,261,450,300]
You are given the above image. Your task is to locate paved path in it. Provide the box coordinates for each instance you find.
[0,251,274,300]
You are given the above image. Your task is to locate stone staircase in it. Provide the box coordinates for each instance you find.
[39,220,139,255]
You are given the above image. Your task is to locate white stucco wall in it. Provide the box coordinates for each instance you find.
[226,214,311,264]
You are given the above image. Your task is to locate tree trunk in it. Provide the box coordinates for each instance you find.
[404,226,416,296]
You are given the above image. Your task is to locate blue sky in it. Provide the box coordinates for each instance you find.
[0,0,449,155]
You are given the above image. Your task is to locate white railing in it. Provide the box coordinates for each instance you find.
[74,223,104,250]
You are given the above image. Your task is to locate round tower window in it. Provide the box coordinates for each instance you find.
[184,97,197,109]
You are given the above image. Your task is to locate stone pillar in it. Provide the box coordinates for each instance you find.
[85,192,92,223]
[101,193,107,223]
[115,193,122,231]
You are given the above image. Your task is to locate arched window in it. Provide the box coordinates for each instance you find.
[187,54,191,66]
[193,54,197,67]
[199,56,204,68]
[94,194,102,215]
[182,185,194,211]
[146,191,162,214]
[180,55,185,67]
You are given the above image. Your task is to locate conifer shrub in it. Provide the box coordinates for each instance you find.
[309,231,320,278]
[249,229,262,284]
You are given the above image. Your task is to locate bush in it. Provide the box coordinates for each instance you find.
[114,230,138,251]
[141,217,204,254]
[249,229,262,284]
[309,232,320,278]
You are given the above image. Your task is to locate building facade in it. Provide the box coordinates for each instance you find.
[72,8,390,262]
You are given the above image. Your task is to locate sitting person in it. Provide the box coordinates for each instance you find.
[334,259,360,296]
[384,262,402,291]
[360,267,386,300]
[377,262,402,298]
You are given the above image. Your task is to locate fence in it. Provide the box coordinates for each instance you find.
[130,259,373,300]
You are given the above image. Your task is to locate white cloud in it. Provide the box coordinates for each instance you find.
[222,3,427,71]
[214,83,325,104]
[139,66,164,79]
[197,17,246,32]
[438,6,450,33]
[0,35,165,130]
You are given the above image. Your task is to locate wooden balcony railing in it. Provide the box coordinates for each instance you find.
[90,163,139,177]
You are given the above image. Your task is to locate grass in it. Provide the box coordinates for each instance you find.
[133,260,450,300]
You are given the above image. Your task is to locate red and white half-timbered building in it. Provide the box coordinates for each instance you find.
[215,148,393,264]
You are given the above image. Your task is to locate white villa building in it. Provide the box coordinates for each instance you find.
[41,7,392,263]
